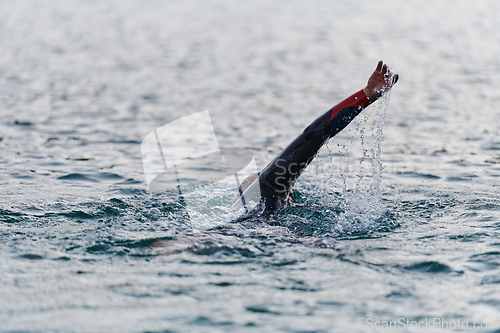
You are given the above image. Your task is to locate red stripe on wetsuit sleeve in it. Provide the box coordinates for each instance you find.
[330,89,371,120]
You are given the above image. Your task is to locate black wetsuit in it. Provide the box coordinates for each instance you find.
[236,89,373,213]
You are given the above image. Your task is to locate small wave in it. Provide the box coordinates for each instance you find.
[399,171,440,179]
[245,306,280,315]
[480,275,500,285]
[58,211,94,219]
[404,261,452,273]
[0,208,25,223]
[13,120,33,126]
[469,251,500,267]
[57,173,100,182]
[446,174,478,182]
[94,172,124,180]
[18,253,44,260]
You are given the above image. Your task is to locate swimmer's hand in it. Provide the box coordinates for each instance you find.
[363,60,399,102]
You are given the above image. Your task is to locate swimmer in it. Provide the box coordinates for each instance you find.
[233,60,399,214]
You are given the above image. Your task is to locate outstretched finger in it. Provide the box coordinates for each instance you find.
[393,74,399,85]
[382,64,388,75]
[376,60,383,72]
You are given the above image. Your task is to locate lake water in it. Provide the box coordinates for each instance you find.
[2,1,500,332]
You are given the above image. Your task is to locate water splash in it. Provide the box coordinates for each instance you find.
[333,91,392,235]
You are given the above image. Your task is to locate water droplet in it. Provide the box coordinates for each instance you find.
[148,208,161,216]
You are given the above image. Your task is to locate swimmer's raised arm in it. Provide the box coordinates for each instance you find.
[235,61,399,214]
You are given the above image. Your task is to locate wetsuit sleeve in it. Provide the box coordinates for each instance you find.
[258,89,372,199]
